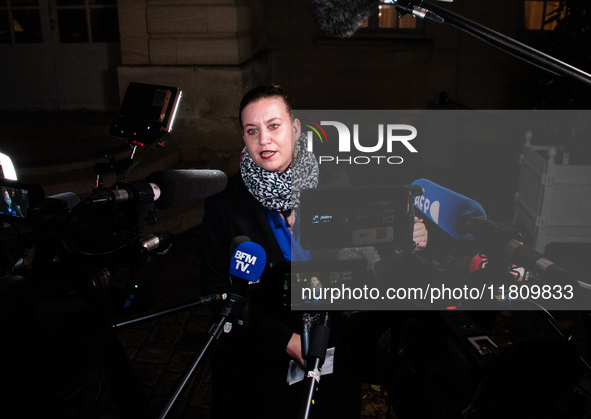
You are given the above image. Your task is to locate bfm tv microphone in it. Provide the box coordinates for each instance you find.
[218,236,267,329]
[229,236,267,287]
[411,178,486,240]
[158,236,264,419]
[193,236,266,308]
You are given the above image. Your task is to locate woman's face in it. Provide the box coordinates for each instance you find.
[241,97,301,173]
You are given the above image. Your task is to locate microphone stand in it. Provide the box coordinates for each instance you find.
[298,311,332,419]
[112,294,224,329]
[392,0,591,89]
[156,291,246,419]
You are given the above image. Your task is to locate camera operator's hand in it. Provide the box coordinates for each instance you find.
[413,217,428,251]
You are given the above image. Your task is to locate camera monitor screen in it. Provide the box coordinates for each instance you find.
[299,185,413,249]
[109,82,182,146]
[0,178,44,221]
[266,259,367,309]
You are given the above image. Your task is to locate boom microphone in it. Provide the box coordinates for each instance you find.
[310,0,380,38]
[146,169,227,210]
[411,178,486,240]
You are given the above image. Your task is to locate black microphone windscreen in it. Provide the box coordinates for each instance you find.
[310,0,380,38]
[308,324,331,362]
[146,169,227,210]
[230,235,251,257]
[303,312,319,332]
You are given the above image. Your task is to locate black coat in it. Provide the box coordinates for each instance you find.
[201,171,294,359]
[200,164,353,357]
[200,167,362,419]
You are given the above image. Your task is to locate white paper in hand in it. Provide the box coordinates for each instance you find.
[286,347,335,385]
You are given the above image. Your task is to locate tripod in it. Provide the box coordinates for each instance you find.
[113,288,246,419]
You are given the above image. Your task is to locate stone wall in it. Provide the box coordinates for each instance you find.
[115,0,535,175]
[116,0,269,175]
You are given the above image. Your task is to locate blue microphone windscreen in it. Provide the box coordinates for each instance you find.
[411,179,486,240]
[230,241,267,281]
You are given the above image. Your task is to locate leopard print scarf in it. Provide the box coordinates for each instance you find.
[240,134,319,212]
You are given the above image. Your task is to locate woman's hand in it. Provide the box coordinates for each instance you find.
[286,332,304,366]
[413,217,428,251]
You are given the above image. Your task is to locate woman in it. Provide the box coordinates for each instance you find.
[201,85,428,418]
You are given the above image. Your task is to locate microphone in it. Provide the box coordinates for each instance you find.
[88,169,227,209]
[220,236,267,327]
[469,253,527,282]
[310,0,380,38]
[412,179,582,291]
[146,169,227,210]
[229,235,267,288]
[306,311,331,364]
[88,180,158,207]
[302,312,319,359]
[411,178,486,240]
[157,237,264,418]
[299,310,332,419]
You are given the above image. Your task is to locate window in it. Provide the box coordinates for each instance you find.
[57,0,119,43]
[0,0,43,43]
[356,2,425,38]
[0,0,119,44]
[524,0,568,31]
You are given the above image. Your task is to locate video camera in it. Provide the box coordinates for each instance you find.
[0,83,185,302]
[0,82,228,417]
